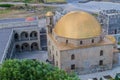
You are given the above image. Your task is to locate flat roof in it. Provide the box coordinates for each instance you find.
[0,18,25,24]
[48,33,114,51]
[64,1,120,13]
[0,28,13,64]
[0,17,37,24]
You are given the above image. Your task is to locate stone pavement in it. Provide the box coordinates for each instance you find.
[14,51,48,62]
[79,66,120,80]
[13,50,120,80]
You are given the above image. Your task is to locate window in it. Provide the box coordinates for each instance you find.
[92,39,94,43]
[71,64,75,70]
[56,51,58,56]
[56,61,58,66]
[14,33,19,40]
[100,50,103,56]
[99,60,103,66]
[80,41,82,45]
[49,50,51,56]
[25,33,28,38]
[50,17,52,25]
[34,33,37,37]
[71,54,75,60]
[115,29,117,34]
[66,40,68,44]
[52,46,54,51]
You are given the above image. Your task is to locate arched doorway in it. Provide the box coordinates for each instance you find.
[30,31,37,40]
[21,32,29,40]
[15,44,20,52]
[115,29,117,34]
[21,43,30,51]
[14,33,19,41]
[31,42,38,51]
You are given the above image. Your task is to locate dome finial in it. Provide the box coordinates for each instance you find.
[45,11,54,17]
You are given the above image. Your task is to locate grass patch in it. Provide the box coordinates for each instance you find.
[0,9,11,14]
[118,42,120,45]
[0,0,43,3]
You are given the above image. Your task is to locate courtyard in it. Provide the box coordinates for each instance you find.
[13,51,48,62]
[79,66,120,80]
[10,50,120,80]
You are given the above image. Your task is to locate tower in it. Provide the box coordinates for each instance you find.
[45,11,54,34]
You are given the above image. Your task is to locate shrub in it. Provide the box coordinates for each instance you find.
[0,59,80,80]
[0,4,14,8]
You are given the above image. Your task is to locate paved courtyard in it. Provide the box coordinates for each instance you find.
[13,51,48,62]
[13,50,120,80]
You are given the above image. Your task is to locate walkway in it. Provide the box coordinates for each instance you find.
[14,51,48,62]
[79,66,120,80]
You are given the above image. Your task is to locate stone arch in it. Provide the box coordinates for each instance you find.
[31,42,38,51]
[21,31,29,40]
[30,31,37,39]
[15,44,20,52]
[21,43,30,51]
[14,33,19,40]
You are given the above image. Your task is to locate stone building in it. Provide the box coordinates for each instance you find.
[0,17,47,64]
[98,9,120,35]
[98,9,120,48]
[46,11,116,74]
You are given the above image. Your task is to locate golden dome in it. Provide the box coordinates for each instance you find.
[54,11,102,39]
[45,11,54,17]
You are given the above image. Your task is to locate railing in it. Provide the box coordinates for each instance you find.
[21,38,29,41]
[30,37,38,40]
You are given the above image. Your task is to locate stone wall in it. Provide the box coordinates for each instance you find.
[60,45,113,74]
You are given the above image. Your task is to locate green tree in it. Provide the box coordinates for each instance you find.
[0,59,80,80]
[115,73,120,80]
[23,0,30,10]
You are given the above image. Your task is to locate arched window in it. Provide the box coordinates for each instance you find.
[80,41,82,45]
[21,32,29,40]
[31,42,38,51]
[71,54,75,60]
[99,60,103,66]
[30,31,37,38]
[66,40,68,44]
[21,43,30,51]
[100,50,103,56]
[71,64,75,70]
[14,33,19,40]
[15,44,20,52]
[92,39,94,43]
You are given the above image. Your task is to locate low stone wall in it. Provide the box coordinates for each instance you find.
[0,21,38,29]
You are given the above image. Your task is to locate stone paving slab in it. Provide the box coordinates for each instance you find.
[79,66,120,80]
[14,51,48,62]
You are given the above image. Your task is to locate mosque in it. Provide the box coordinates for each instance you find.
[46,11,116,74]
